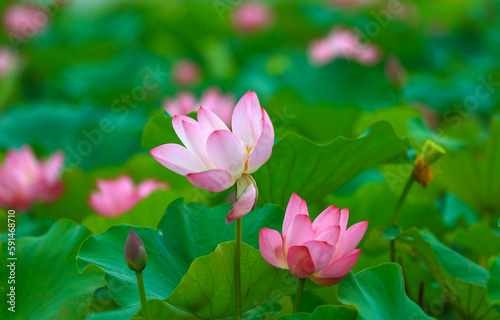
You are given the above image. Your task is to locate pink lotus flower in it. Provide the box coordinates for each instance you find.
[0,47,18,79]
[309,27,381,66]
[172,59,201,86]
[0,146,64,211]
[2,4,49,40]
[89,175,168,217]
[232,2,272,33]
[259,193,368,286]
[163,87,236,128]
[152,91,274,223]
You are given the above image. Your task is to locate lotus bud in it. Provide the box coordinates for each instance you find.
[124,230,147,272]
[385,55,407,90]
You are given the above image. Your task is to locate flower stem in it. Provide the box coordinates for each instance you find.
[235,218,242,320]
[136,270,151,320]
[293,278,306,314]
[389,174,415,262]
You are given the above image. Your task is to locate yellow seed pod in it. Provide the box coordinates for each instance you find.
[413,156,433,187]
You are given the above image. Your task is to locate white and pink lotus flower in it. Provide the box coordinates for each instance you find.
[89,175,168,217]
[231,2,272,33]
[152,91,274,223]
[309,27,381,66]
[0,146,64,211]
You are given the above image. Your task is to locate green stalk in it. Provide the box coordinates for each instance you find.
[235,218,242,320]
[136,270,151,320]
[293,278,306,314]
[389,174,415,262]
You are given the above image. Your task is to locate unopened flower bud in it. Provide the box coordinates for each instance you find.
[124,230,147,272]
[421,139,446,165]
[385,55,407,90]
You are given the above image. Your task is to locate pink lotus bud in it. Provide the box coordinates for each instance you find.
[0,47,19,79]
[89,175,168,217]
[2,4,49,40]
[163,87,236,127]
[226,174,258,224]
[410,102,440,129]
[259,193,368,285]
[124,230,147,271]
[172,59,201,86]
[385,55,407,89]
[152,91,274,222]
[0,146,64,211]
[232,2,272,33]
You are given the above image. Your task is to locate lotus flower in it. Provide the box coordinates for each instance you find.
[259,193,368,286]
[89,175,168,217]
[163,87,235,127]
[2,4,48,40]
[232,2,272,33]
[152,91,274,223]
[0,146,64,211]
[172,59,201,86]
[309,27,381,66]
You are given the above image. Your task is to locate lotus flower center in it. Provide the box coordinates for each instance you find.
[244,145,252,173]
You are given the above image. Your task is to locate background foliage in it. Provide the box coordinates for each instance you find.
[0,0,499,319]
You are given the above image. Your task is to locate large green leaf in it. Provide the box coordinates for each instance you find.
[77,199,284,307]
[337,263,433,320]
[488,257,500,312]
[277,305,358,320]
[397,228,500,319]
[446,222,500,257]
[354,106,465,151]
[0,221,104,320]
[253,121,409,207]
[437,117,500,215]
[166,241,309,319]
[82,190,175,234]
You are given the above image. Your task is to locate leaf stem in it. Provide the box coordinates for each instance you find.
[389,174,415,262]
[293,278,306,314]
[235,218,242,320]
[136,270,151,320]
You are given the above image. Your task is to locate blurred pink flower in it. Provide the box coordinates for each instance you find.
[259,193,368,285]
[163,87,236,127]
[0,146,64,211]
[172,59,201,86]
[0,47,18,79]
[309,27,381,66]
[232,2,272,33]
[2,4,49,40]
[152,91,274,223]
[89,175,168,217]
